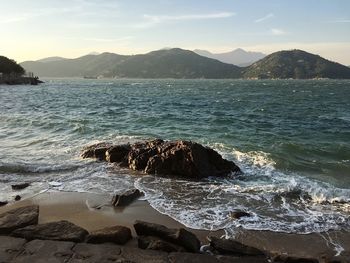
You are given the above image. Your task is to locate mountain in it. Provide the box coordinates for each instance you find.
[243,49,350,79]
[37,56,67,63]
[21,48,242,79]
[194,48,266,66]
[0,56,25,75]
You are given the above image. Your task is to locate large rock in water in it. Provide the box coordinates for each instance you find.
[81,139,241,178]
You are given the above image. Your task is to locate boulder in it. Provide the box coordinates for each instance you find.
[0,205,39,234]
[15,195,21,201]
[208,236,264,256]
[82,139,241,179]
[0,201,8,207]
[138,236,186,253]
[87,225,132,244]
[111,189,142,207]
[11,182,30,190]
[271,254,319,263]
[134,220,200,252]
[106,144,131,164]
[229,211,251,220]
[81,142,112,161]
[11,220,88,242]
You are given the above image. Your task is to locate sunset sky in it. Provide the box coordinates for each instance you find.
[1,0,350,64]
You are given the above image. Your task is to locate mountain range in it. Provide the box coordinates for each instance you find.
[193,48,265,66]
[20,48,350,79]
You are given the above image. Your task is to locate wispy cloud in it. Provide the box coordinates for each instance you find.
[270,28,287,36]
[255,13,274,23]
[328,19,350,23]
[133,12,235,28]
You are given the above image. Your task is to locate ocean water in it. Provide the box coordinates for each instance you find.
[0,79,349,234]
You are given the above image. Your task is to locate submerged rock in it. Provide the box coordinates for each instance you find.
[82,139,241,178]
[87,225,132,245]
[208,236,264,256]
[134,220,200,252]
[11,183,30,190]
[111,189,142,207]
[14,195,21,201]
[0,205,39,235]
[229,211,251,220]
[11,220,88,242]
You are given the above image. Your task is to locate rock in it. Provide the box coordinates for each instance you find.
[169,252,221,263]
[0,205,39,235]
[0,236,27,262]
[87,225,132,244]
[229,211,251,219]
[112,189,142,207]
[11,220,88,242]
[134,220,200,252]
[82,139,241,179]
[208,236,264,256]
[271,254,319,263]
[71,243,122,263]
[15,195,21,201]
[0,201,8,207]
[106,144,131,164]
[11,182,30,190]
[14,239,75,263]
[138,236,187,253]
[81,142,112,161]
[120,246,169,263]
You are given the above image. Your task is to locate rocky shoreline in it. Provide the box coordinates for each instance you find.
[0,204,336,263]
[0,76,43,85]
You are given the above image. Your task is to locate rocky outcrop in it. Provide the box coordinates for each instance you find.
[111,189,142,207]
[208,236,264,256]
[81,139,241,178]
[11,220,89,242]
[134,220,200,253]
[0,205,39,234]
[87,225,132,245]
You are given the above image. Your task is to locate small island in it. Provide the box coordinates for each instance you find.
[0,56,42,85]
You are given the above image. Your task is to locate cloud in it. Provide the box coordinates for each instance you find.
[328,19,350,23]
[255,13,274,23]
[133,12,235,28]
[270,28,287,36]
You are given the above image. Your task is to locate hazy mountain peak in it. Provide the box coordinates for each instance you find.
[194,48,266,66]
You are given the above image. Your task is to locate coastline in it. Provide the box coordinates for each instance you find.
[1,191,349,262]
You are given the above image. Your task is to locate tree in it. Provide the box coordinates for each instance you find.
[0,56,25,75]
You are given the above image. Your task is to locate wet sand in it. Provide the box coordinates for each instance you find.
[1,191,349,262]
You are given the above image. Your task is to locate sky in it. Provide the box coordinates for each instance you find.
[1,0,350,64]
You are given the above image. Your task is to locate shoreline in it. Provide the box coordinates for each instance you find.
[0,191,349,261]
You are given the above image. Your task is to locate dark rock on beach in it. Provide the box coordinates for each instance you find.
[0,205,39,235]
[112,189,142,207]
[0,201,8,207]
[138,235,187,253]
[271,254,319,263]
[11,220,89,242]
[82,139,241,178]
[11,182,30,190]
[87,225,132,245]
[134,220,200,252]
[15,195,21,201]
[208,236,264,256]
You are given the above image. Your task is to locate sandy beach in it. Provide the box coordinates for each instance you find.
[1,191,349,262]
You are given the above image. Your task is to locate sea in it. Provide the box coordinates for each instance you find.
[0,78,349,235]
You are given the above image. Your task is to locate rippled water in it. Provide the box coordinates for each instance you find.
[0,79,349,234]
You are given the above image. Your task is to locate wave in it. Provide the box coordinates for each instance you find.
[135,145,350,235]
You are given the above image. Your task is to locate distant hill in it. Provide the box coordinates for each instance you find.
[21,49,350,79]
[37,56,67,63]
[0,56,25,75]
[243,49,350,79]
[21,49,241,79]
[194,48,265,66]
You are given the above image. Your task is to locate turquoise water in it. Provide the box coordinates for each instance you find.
[0,79,349,233]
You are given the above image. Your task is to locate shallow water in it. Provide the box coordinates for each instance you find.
[0,78,349,234]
